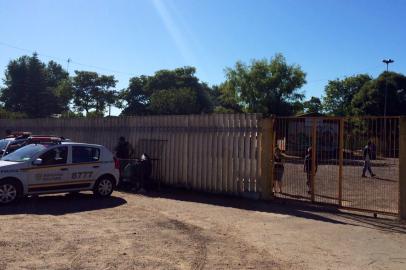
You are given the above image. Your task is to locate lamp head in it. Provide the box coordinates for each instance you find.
[382,59,395,64]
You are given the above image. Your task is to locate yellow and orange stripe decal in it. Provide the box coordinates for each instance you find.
[28,179,94,188]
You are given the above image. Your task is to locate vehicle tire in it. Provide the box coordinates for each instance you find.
[0,179,21,205]
[93,176,115,197]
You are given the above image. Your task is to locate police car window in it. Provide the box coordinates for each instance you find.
[1,144,47,162]
[0,140,9,156]
[72,146,100,163]
[39,146,68,166]
[0,140,9,150]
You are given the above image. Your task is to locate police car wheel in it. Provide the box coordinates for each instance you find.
[94,177,114,197]
[0,180,20,205]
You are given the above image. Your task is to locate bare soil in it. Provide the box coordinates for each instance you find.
[1,189,406,270]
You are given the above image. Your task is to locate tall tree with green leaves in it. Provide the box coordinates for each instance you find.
[323,74,372,116]
[0,53,70,117]
[72,71,117,114]
[303,96,322,114]
[352,72,406,116]
[121,67,213,115]
[213,82,243,113]
[219,53,306,116]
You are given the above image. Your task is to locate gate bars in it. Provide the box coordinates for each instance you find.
[272,116,400,215]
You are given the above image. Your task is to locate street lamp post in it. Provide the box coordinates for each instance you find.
[382,59,394,158]
[382,59,394,117]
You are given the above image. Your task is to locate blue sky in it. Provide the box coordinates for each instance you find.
[1,0,405,115]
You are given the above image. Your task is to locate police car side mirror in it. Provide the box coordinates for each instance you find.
[33,158,43,165]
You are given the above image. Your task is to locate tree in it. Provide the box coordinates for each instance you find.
[352,72,406,116]
[121,67,213,115]
[72,71,117,114]
[121,76,150,115]
[323,74,372,116]
[46,60,69,87]
[212,82,243,113]
[303,96,322,114]
[149,88,199,114]
[0,53,69,118]
[54,79,74,113]
[220,53,306,116]
[104,90,120,116]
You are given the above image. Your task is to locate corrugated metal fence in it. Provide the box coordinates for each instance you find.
[0,114,266,196]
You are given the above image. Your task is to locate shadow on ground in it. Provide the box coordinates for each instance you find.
[0,193,127,216]
[132,187,406,234]
[126,187,346,224]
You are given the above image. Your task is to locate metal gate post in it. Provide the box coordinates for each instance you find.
[259,117,274,200]
[399,117,406,219]
[271,118,276,195]
[311,118,317,202]
[338,118,344,207]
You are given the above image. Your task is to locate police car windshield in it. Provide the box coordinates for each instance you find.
[1,144,47,162]
[0,140,9,151]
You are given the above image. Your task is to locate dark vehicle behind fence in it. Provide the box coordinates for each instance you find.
[118,154,158,191]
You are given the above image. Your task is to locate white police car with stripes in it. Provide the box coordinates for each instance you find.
[0,142,120,204]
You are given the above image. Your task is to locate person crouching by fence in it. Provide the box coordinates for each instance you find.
[114,136,134,178]
[362,141,376,178]
[273,146,284,193]
[304,147,317,194]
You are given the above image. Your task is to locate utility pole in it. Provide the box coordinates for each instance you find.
[66,58,71,73]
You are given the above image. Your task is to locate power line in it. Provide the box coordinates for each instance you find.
[0,40,393,88]
[68,59,134,76]
[0,41,135,77]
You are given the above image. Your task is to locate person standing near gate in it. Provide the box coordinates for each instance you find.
[273,146,284,193]
[362,141,376,178]
[114,136,134,178]
[304,147,317,194]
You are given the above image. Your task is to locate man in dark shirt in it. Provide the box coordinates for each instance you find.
[362,141,376,178]
[114,137,134,179]
[114,136,133,159]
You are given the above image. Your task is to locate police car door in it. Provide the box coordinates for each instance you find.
[27,146,70,193]
[70,146,100,185]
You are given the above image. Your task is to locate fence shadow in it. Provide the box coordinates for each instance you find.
[138,187,346,224]
[335,212,406,234]
[136,187,406,234]
[0,193,127,216]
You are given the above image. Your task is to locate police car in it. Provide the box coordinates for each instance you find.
[0,141,119,204]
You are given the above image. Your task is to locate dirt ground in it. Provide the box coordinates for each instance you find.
[1,189,406,270]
